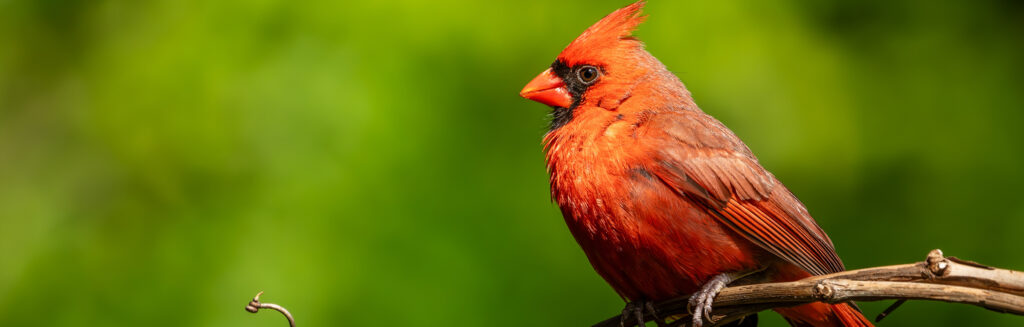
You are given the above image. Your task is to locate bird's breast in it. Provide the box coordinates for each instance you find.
[545,127,629,242]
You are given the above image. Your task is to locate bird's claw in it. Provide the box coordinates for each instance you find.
[688,275,731,327]
[619,302,642,327]
[645,302,665,326]
[620,300,664,327]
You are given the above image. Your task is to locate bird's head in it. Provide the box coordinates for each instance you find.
[520,1,681,130]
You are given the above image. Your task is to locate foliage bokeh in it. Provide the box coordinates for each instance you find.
[1,1,1023,326]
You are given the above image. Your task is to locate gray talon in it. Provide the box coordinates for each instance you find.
[690,273,742,327]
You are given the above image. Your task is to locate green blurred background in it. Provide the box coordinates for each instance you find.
[2,0,1023,326]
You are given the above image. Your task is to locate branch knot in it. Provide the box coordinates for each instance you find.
[813,280,837,302]
[927,249,950,277]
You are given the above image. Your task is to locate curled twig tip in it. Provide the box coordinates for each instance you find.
[244,291,296,327]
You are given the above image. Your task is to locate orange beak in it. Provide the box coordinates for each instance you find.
[520,68,573,108]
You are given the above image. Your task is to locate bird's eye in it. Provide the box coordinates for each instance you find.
[577,66,600,84]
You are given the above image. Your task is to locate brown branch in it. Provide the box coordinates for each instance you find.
[593,249,1024,327]
[245,291,296,327]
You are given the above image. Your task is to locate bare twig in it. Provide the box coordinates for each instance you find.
[874,299,906,322]
[593,249,1024,327]
[245,291,296,327]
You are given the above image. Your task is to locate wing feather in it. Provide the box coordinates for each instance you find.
[644,110,845,275]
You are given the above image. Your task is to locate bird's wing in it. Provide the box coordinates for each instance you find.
[642,110,845,275]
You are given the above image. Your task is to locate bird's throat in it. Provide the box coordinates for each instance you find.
[549,106,576,131]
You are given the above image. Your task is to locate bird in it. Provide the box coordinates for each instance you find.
[518,2,872,327]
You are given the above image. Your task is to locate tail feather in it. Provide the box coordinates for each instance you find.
[775,302,873,327]
[832,303,873,327]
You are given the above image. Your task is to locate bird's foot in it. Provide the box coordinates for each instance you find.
[687,273,738,327]
[620,300,664,327]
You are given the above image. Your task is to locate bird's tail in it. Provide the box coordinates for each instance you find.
[774,302,873,327]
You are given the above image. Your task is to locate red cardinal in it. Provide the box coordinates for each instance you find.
[520,2,872,327]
